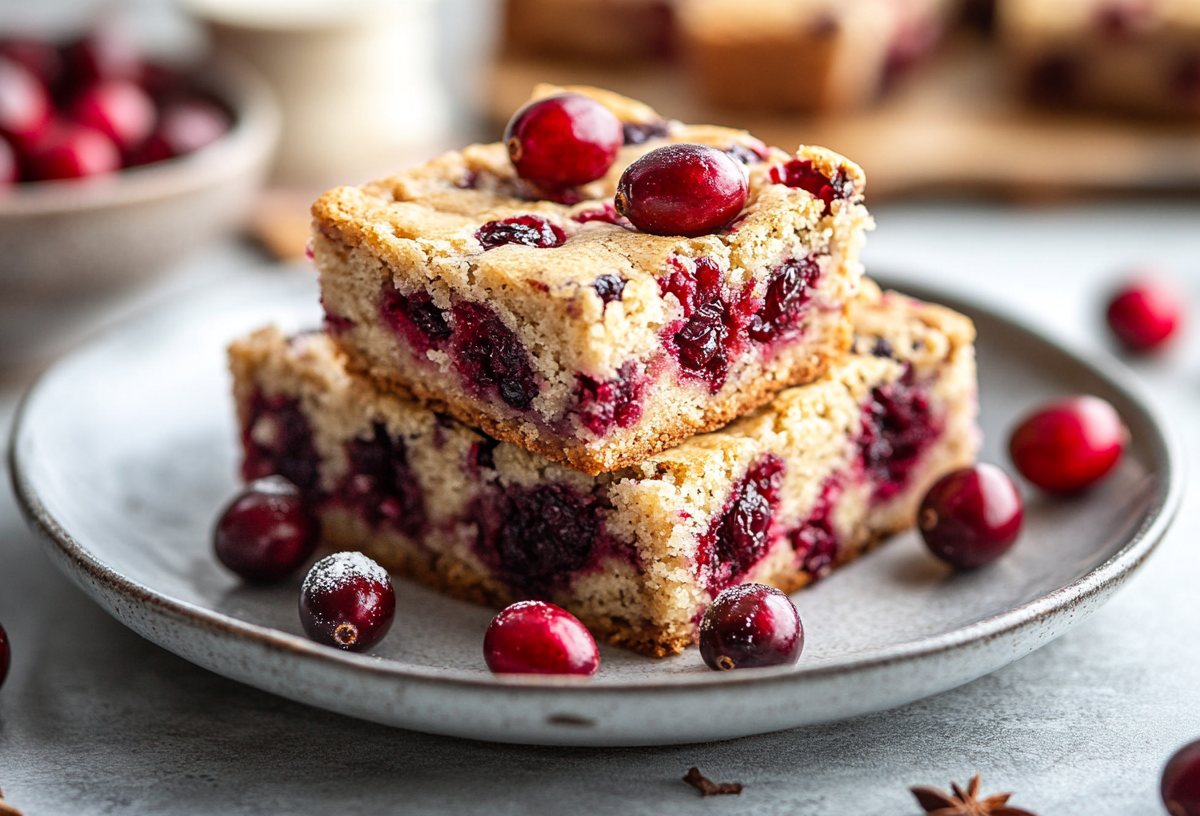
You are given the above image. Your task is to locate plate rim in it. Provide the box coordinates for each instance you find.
[7,276,1184,700]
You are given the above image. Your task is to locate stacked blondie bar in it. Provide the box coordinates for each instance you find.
[229,87,980,656]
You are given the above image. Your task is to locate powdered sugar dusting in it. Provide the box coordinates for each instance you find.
[302,551,390,595]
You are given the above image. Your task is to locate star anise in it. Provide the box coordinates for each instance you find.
[682,767,743,797]
[910,775,1038,816]
[0,785,25,816]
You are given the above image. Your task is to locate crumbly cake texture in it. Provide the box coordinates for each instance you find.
[502,0,675,63]
[312,85,872,475]
[678,0,953,112]
[998,0,1200,117]
[229,282,979,657]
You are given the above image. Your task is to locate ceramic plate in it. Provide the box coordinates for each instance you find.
[9,271,1180,746]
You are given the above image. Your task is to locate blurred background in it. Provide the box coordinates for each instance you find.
[0,0,1198,377]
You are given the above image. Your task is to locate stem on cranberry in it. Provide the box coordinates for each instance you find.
[699,583,803,671]
[299,552,396,652]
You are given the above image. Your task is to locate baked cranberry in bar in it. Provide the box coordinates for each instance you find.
[999,0,1200,117]
[678,0,953,112]
[312,85,872,475]
[229,282,978,656]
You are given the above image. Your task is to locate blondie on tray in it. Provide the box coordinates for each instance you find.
[229,282,978,656]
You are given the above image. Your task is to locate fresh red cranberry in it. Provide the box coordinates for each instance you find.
[505,93,623,190]
[214,476,319,582]
[1163,739,1200,816]
[1105,276,1183,353]
[451,301,540,410]
[0,38,63,90]
[699,583,803,671]
[0,57,51,145]
[299,552,396,652]
[748,256,821,343]
[769,159,854,213]
[576,362,645,436]
[0,136,16,184]
[918,464,1024,569]
[483,600,599,675]
[23,121,121,180]
[135,98,230,164]
[476,215,565,250]
[62,27,142,88]
[697,456,785,592]
[70,79,155,153]
[615,144,748,237]
[0,620,9,690]
[334,422,426,537]
[858,369,939,502]
[1009,396,1127,494]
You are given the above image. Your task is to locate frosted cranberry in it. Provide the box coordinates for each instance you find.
[0,621,8,690]
[699,584,803,671]
[476,215,565,250]
[0,136,15,184]
[1163,739,1200,816]
[451,301,539,410]
[859,370,939,502]
[70,79,156,153]
[24,121,121,180]
[621,120,670,145]
[0,39,62,89]
[299,552,395,652]
[698,456,785,592]
[505,93,622,190]
[615,144,748,237]
[483,600,599,676]
[136,99,230,164]
[62,27,142,87]
[1105,277,1183,353]
[0,57,51,144]
[748,256,820,343]
[1009,396,1127,494]
[918,464,1024,570]
[214,476,319,582]
[769,159,854,212]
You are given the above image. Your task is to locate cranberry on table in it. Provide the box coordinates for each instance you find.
[505,92,623,190]
[23,121,120,180]
[918,463,1024,570]
[699,583,803,671]
[0,621,9,690]
[1105,276,1184,353]
[0,57,51,144]
[483,600,600,676]
[1009,395,1128,494]
[300,552,396,652]
[214,476,318,582]
[1163,739,1200,816]
[615,143,748,237]
[70,79,156,153]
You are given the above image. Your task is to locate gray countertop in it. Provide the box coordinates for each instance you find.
[2,202,1200,815]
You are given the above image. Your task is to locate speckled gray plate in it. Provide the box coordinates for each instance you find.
[9,271,1181,746]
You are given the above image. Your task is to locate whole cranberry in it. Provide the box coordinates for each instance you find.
[300,552,396,652]
[0,38,63,90]
[0,136,16,184]
[1105,276,1184,353]
[214,475,318,582]
[23,121,120,180]
[1163,739,1200,816]
[0,621,9,690]
[61,26,142,88]
[483,600,600,675]
[0,57,51,144]
[918,463,1024,569]
[134,98,230,164]
[505,93,623,190]
[70,79,156,153]
[699,583,803,671]
[615,144,748,237]
[1009,395,1128,494]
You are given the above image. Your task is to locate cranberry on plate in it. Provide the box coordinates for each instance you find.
[300,552,396,652]
[615,143,748,237]
[1105,276,1184,353]
[1164,739,1200,816]
[918,463,1024,570]
[483,600,600,676]
[505,92,623,190]
[0,621,9,690]
[699,583,803,671]
[213,475,318,582]
[1009,395,1128,494]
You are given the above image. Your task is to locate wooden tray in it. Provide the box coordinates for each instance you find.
[490,39,1200,199]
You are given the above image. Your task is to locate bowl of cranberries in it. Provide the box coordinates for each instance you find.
[0,26,279,299]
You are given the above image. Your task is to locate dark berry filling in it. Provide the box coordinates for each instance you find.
[788,479,842,580]
[695,455,786,593]
[323,312,354,334]
[575,361,646,436]
[1170,54,1200,100]
[467,437,500,476]
[473,483,610,596]
[747,256,820,343]
[593,274,626,304]
[380,286,451,353]
[476,215,566,250]
[622,120,670,145]
[770,159,855,212]
[724,142,768,165]
[333,422,427,537]
[241,394,321,499]
[1028,54,1079,103]
[858,367,939,502]
[450,301,540,410]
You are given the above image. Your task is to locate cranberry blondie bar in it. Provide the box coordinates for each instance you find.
[312,86,872,475]
[230,282,978,656]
